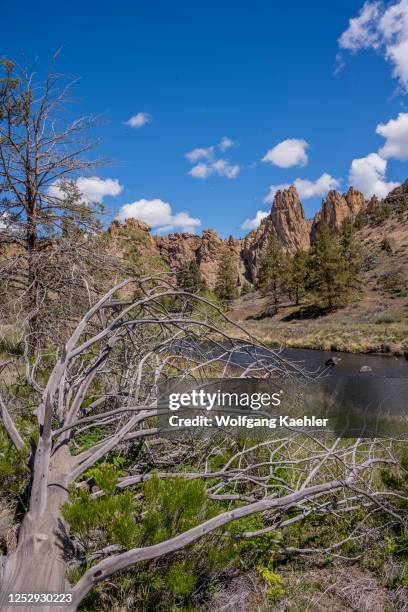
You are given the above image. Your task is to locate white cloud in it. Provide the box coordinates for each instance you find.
[263,183,291,204]
[116,198,201,233]
[338,1,381,51]
[348,152,399,197]
[189,163,214,179]
[262,138,309,168]
[241,210,269,230]
[263,173,340,203]
[212,159,240,179]
[48,177,123,204]
[186,141,240,179]
[75,177,123,203]
[293,174,341,199]
[185,147,214,163]
[339,0,408,91]
[219,136,235,151]
[377,112,408,159]
[189,159,240,179]
[126,112,152,128]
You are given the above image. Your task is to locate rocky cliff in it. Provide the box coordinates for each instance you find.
[311,187,366,239]
[108,219,231,288]
[242,186,312,281]
[108,183,402,288]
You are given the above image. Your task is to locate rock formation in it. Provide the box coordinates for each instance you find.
[311,187,366,238]
[155,232,202,272]
[383,178,408,209]
[108,218,158,260]
[107,183,386,289]
[242,186,311,281]
[271,186,312,252]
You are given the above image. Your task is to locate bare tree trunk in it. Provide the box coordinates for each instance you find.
[26,202,40,354]
[2,448,74,612]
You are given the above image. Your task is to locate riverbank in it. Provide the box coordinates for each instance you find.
[226,291,408,356]
[228,317,408,356]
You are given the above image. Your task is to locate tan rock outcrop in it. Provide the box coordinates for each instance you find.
[242,186,311,281]
[311,187,366,238]
[155,233,202,272]
[107,184,372,288]
[271,186,312,252]
[107,218,157,259]
[344,186,365,216]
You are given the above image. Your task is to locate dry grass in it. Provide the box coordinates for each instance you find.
[202,562,407,612]
[230,319,408,355]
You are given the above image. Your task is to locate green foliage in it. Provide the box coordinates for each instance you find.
[307,223,350,309]
[142,474,207,543]
[191,289,225,326]
[165,560,197,596]
[215,249,239,301]
[74,427,106,451]
[257,566,285,601]
[377,271,406,295]
[177,258,206,294]
[287,249,308,305]
[369,201,391,226]
[67,472,221,610]
[64,470,210,551]
[117,223,171,279]
[0,428,29,498]
[257,235,288,313]
[62,465,139,550]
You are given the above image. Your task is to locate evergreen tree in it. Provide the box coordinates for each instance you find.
[288,250,308,306]
[257,235,287,314]
[307,223,348,309]
[176,258,206,293]
[215,250,238,301]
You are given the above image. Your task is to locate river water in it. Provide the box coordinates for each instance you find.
[280,347,408,379]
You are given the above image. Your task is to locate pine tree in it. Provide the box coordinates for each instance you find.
[307,223,348,309]
[215,250,238,301]
[257,234,287,314]
[289,250,308,306]
[177,258,206,293]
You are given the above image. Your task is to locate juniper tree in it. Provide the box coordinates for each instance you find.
[215,249,238,301]
[307,223,348,309]
[257,234,287,314]
[288,250,308,306]
[176,258,206,293]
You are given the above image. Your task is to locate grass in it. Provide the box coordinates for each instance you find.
[228,320,408,355]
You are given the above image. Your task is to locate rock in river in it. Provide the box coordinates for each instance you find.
[325,357,342,366]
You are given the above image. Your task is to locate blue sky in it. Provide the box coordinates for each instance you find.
[2,0,408,237]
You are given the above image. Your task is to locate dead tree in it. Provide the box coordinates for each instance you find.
[0,55,109,352]
[0,277,404,611]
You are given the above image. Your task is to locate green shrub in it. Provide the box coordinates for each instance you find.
[257,566,285,601]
